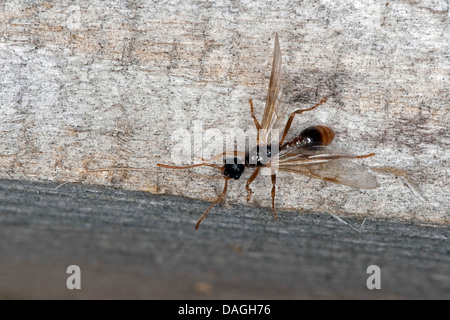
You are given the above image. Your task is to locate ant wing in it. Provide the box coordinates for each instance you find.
[259,33,283,145]
[259,34,306,146]
[278,155,379,189]
[278,144,347,161]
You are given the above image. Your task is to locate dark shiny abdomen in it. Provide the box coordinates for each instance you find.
[282,125,335,149]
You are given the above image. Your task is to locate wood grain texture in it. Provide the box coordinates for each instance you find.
[1,179,449,299]
[0,1,449,226]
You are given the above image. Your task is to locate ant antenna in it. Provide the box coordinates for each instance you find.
[156,162,222,170]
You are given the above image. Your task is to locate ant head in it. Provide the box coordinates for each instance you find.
[223,157,245,180]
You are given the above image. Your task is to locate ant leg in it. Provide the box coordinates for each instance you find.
[271,174,278,219]
[245,167,260,202]
[279,98,327,146]
[249,99,261,131]
[355,153,375,158]
[195,178,229,230]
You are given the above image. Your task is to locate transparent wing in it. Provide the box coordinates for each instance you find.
[278,140,343,162]
[278,155,379,189]
[267,71,298,144]
[260,33,283,145]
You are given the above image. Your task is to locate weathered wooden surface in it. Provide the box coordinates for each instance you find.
[1,179,449,299]
[0,3,449,226]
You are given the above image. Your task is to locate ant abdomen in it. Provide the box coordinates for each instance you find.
[283,125,335,149]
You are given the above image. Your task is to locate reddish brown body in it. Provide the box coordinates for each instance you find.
[282,125,335,149]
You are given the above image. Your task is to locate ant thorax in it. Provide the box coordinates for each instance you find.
[245,144,278,167]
